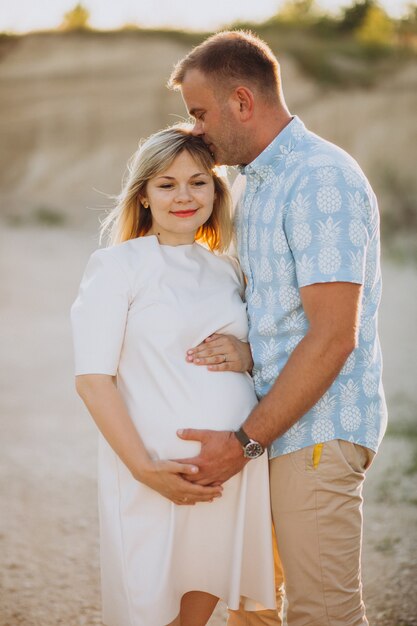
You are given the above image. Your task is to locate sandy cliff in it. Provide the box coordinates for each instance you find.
[0,32,416,229]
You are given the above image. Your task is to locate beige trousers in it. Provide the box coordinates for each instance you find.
[227,440,374,626]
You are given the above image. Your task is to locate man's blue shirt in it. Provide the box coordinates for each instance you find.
[235,116,387,457]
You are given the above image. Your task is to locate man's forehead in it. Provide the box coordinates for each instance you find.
[181,69,215,97]
[181,72,214,109]
[182,68,208,86]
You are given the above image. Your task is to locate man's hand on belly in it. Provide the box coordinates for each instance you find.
[175,429,248,485]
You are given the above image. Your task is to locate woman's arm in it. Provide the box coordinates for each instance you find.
[186,334,253,372]
[75,374,223,505]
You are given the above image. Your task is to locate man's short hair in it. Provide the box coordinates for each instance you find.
[168,30,281,104]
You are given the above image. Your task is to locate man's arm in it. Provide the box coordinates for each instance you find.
[243,281,361,445]
[177,281,362,484]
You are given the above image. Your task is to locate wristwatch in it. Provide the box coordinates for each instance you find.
[234,427,264,459]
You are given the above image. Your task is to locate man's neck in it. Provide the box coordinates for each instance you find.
[245,110,293,165]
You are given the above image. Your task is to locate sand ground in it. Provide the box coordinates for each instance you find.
[0,224,416,626]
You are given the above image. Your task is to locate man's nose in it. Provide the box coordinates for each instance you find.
[191,119,203,136]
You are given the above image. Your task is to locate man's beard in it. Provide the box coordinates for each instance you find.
[213,136,245,167]
[215,146,246,167]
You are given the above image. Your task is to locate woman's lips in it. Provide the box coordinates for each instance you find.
[171,210,198,218]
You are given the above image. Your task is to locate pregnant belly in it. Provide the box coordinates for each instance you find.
[125,371,258,461]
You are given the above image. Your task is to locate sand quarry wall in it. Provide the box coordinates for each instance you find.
[0,31,416,229]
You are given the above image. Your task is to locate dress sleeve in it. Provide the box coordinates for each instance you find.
[71,249,131,376]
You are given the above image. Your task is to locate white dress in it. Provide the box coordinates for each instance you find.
[71,235,275,626]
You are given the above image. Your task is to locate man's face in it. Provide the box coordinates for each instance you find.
[180,69,247,166]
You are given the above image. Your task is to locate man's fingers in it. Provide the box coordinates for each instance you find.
[169,461,199,475]
[177,428,208,441]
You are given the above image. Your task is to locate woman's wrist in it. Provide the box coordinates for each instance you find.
[131,456,157,483]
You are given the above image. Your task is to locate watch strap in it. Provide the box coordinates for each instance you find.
[234,427,251,447]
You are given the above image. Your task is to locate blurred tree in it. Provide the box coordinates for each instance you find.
[400,3,417,39]
[273,0,318,23]
[355,4,394,47]
[60,3,91,30]
[406,1,417,18]
[398,2,417,50]
[339,0,375,32]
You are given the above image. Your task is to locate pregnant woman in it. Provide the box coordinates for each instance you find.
[71,125,275,626]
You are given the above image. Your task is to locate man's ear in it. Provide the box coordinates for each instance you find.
[231,86,255,121]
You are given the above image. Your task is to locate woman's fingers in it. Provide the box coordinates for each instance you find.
[186,334,252,372]
[199,354,232,366]
[187,337,237,364]
[172,478,222,505]
[160,461,223,505]
[187,339,228,360]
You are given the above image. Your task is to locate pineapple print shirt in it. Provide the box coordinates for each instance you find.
[235,116,387,458]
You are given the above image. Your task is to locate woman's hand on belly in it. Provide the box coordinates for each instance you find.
[137,458,223,505]
[186,334,254,373]
[75,375,222,506]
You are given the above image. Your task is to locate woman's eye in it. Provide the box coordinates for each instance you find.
[159,184,173,189]
[193,180,207,186]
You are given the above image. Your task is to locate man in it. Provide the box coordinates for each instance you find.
[168,30,387,626]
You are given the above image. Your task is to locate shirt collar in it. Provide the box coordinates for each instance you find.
[239,116,306,181]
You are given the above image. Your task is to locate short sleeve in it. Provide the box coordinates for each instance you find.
[71,249,131,375]
[285,166,370,288]
[223,254,246,298]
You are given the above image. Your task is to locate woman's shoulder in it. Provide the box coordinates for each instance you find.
[92,236,154,267]
[85,237,156,290]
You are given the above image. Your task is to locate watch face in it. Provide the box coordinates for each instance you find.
[244,441,264,459]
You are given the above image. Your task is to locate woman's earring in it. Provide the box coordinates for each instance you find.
[142,200,149,209]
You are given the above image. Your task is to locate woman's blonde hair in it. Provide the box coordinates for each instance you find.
[100,124,233,252]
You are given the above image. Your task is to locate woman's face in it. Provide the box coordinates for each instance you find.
[142,150,215,246]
